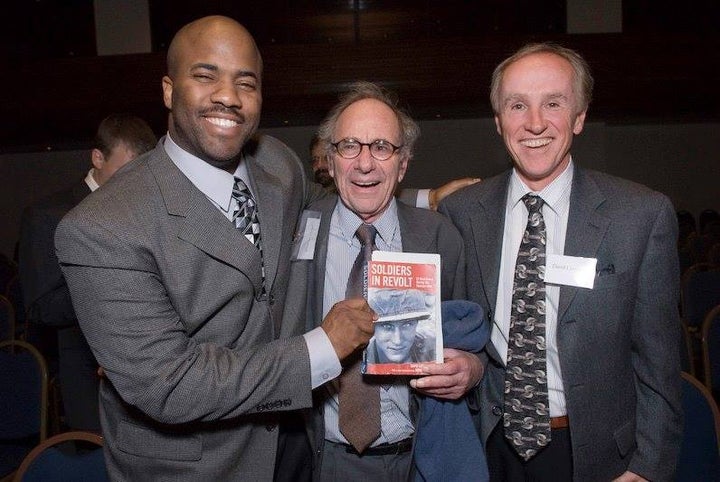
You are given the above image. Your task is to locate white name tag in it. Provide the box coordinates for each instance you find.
[291,211,321,260]
[545,254,598,289]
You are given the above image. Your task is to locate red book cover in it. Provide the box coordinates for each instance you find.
[363,251,443,375]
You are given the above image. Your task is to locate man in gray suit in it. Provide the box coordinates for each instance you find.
[18,113,156,432]
[55,16,377,481]
[284,81,483,481]
[439,43,682,481]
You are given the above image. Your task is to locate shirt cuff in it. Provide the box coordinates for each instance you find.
[416,189,431,209]
[303,327,342,389]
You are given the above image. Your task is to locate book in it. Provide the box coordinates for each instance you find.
[363,251,443,375]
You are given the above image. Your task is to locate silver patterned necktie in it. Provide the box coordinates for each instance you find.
[232,177,265,286]
[338,223,381,453]
[503,193,551,461]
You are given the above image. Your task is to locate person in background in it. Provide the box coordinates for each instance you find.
[309,133,334,188]
[18,113,157,432]
[440,42,682,482]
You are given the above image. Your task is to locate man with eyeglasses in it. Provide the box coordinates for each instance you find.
[283,81,484,481]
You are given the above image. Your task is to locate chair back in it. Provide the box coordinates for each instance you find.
[702,304,720,394]
[0,294,15,342]
[12,431,107,482]
[0,340,49,477]
[677,372,720,481]
[681,265,720,329]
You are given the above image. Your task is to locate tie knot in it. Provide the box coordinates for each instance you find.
[522,194,544,214]
[355,224,377,247]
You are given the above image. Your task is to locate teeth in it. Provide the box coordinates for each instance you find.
[207,117,238,128]
[521,138,551,148]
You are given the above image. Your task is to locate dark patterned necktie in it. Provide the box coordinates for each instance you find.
[503,194,551,461]
[232,177,265,285]
[338,223,381,453]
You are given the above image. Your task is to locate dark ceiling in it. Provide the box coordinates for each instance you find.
[0,1,718,152]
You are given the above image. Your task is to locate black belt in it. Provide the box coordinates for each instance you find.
[343,438,413,456]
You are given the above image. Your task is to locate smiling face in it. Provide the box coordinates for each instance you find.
[328,98,408,223]
[494,52,586,191]
[162,17,262,171]
[374,320,418,363]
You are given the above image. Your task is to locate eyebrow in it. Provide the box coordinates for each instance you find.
[190,63,258,79]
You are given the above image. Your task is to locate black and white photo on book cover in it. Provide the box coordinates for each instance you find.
[363,251,443,375]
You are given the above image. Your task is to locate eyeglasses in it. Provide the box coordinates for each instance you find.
[330,138,403,161]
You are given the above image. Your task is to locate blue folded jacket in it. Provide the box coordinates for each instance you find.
[413,299,490,482]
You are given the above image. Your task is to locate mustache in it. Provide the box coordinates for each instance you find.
[200,106,245,122]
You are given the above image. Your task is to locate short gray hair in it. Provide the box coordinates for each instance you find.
[490,42,593,116]
[317,81,420,160]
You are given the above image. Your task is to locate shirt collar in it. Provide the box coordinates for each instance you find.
[84,169,100,192]
[163,133,248,214]
[509,158,574,214]
[335,198,399,248]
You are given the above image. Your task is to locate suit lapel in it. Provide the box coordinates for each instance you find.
[558,168,610,320]
[150,149,264,293]
[245,156,284,293]
[397,202,436,252]
[310,197,337,329]
[473,173,511,319]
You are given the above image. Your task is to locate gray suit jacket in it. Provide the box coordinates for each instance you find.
[282,194,466,478]
[55,135,322,481]
[439,167,683,482]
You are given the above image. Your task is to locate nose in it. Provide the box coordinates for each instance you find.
[210,78,242,108]
[524,106,546,134]
[390,326,402,344]
[355,145,376,172]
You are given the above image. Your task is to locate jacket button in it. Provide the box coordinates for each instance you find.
[492,405,503,416]
[266,424,276,432]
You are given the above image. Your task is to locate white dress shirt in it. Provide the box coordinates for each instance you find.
[492,160,574,417]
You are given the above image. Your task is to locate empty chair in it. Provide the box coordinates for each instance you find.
[702,304,720,399]
[0,340,48,478]
[676,372,720,481]
[12,431,107,482]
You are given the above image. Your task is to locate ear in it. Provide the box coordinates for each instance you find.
[397,155,409,183]
[91,148,105,170]
[572,110,587,135]
[327,155,336,178]
[494,115,502,135]
[162,76,173,110]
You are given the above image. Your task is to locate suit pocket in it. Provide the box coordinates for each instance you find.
[613,418,636,457]
[117,420,202,461]
[592,270,630,291]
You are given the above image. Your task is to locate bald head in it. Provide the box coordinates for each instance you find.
[167,16,262,79]
[162,15,264,170]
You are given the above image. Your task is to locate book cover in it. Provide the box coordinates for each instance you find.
[363,251,443,375]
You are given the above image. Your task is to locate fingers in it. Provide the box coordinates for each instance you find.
[408,349,483,400]
[321,299,377,361]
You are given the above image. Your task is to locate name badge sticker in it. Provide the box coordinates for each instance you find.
[545,254,598,289]
[291,210,321,260]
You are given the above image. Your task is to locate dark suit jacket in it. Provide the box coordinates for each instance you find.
[55,135,323,481]
[282,194,466,479]
[19,181,101,430]
[19,182,89,326]
[439,167,683,482]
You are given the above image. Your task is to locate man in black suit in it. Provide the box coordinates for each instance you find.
[18,113,156,431]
